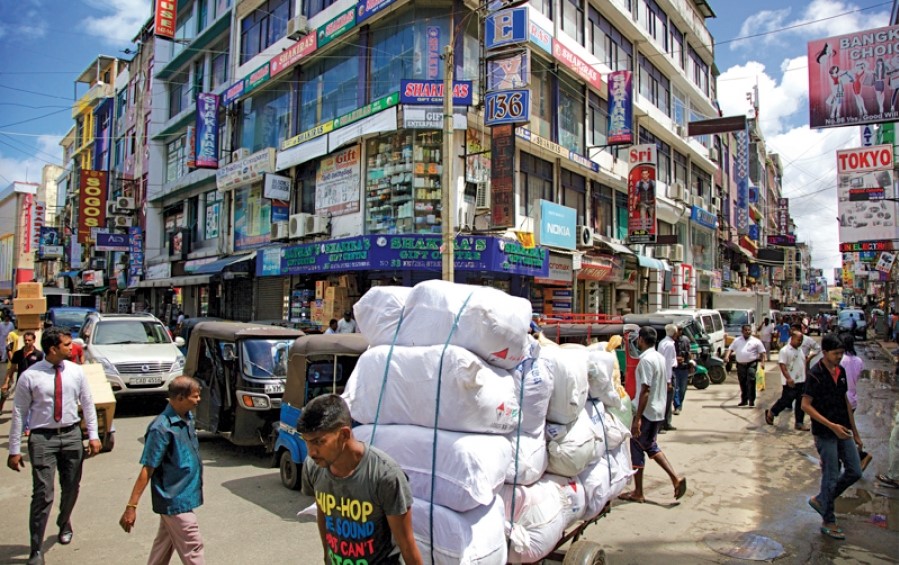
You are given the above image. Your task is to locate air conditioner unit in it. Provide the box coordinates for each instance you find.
[271,221,289,240]
[116,196,135,210]
[113,215,133,227]
[670,243,685,263]
[286,15,310,40]
[668,181,686,202]
[288,213,308,239]
[693,195,707,209]
[711,196,722,210]
[305,214,329,236]
[654,245,670,259]
[675,124,687,137]
[576,225,595,248]
[709,146,720,161]
[475,182,490,209]
[232,147,251,162]
[106,202,119,216]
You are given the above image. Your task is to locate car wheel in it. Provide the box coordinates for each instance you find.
[280,450,301,490]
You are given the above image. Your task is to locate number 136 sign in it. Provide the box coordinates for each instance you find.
[485,89,530,126]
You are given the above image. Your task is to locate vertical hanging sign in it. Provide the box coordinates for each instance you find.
[78,170,108,244]
[607,70,633,145]
[195,93,220,169]
[735,128,750,235]
[627,144,657,243]
[490,125,515,228]
[154,0,176,40]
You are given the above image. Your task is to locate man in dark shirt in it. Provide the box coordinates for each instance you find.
[802,333,863,540]
[1,331,44,413]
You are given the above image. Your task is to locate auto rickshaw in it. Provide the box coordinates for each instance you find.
[274,333,369,489]
[182,321,304,447]
[623,314,720,389]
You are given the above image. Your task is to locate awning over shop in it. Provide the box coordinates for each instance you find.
[135,275,213,288]
[596,237,634,256]
[191,252,256,275]
[635,255,666,270]
[726,240,755,262]
[90,286,109,295]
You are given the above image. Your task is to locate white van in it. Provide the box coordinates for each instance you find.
[655,308,726,357]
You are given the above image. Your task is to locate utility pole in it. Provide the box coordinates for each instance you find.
[441,43,455,282]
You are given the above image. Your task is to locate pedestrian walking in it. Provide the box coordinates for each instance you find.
[775,317,791,351]
[876,411,899,488]
[765,330,809,431]
[792,323,822,370]
[1,331,45,414]
[119,376,206,565]
[0,312,14,361]
[672,326,691,416]
[839,334,872,472]
[6,328,101,565]
[757,317,774,356]
[803,333,863,541]
[620,327,687,503]
[299,394,423,565]
[659,324,678,431]
[723,325,766,407]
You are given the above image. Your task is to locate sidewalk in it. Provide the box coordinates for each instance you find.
[572,342,898,564]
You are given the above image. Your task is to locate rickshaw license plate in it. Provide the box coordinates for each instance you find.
[131,377,163,386]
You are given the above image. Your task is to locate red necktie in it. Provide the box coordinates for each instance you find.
[54,364,63,422]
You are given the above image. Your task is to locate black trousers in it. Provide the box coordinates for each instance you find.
[664,382,675,427]
[27,426,84,552]
[736,362,758,404]
[770,382,806,424]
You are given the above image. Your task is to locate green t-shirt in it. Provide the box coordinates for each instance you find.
[302,444,414,564]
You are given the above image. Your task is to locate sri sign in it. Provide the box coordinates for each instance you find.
[627,145,657,243]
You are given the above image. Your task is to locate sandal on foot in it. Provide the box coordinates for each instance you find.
[674,477,687,500]
[764,410,774,425]
[808,497,825,518]
[876,474,899,488]
[618,492,645,503]
[820,526,845,540]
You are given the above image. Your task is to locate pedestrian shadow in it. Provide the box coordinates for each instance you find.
[220,473,316,521]
[0,544,36,564]
[197,436,274,469]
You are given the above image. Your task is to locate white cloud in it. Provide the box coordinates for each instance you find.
[717,56,809,136]
[730,0,891,51]
[81,0,150,46]
[0,134,65,187]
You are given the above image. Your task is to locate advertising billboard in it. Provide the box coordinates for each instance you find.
[808,24,899,129]
[836,144,898,243]
[607,71,634,145]
[78,170,107,244]
[316,145,361,216]
[627,144,657,243]
[154,0,176,39]
[194,93,220,169]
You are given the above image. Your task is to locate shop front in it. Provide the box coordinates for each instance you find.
[578,253,628,315]
[260,234,549,331]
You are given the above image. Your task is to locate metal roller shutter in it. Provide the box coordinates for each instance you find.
[225,278,254,321]
[255,277,287,321]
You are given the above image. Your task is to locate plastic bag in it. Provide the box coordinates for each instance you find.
[756,364,766,392]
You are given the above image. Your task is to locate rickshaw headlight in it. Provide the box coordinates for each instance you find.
[242,394,270,409]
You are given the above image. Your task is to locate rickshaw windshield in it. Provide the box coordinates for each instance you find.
[241,339,291,378]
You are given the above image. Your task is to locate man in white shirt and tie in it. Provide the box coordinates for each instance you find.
[7,328,101,565]
[724,324,767,407]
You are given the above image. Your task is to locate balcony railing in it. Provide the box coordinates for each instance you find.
[71,82,114,118]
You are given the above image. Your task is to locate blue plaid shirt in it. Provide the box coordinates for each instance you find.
[140,404,204,515]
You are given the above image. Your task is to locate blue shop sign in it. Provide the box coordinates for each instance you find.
[748,224,760,241]
[690,206,718,230]
[272,234,548,277]
[485,7,528,50]
[539,200,576,250]
[258,246,283,277]
[357,0,397,23]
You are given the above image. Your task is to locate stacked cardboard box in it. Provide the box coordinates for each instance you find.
[311,275,361,327]
[80,364,117,440]
[14,283,46,330]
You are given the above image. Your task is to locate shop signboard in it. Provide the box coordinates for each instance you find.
[222,81,245,106]
[515,127,598,171]
[357,0,397,23]
[528,19,552,54]
[690,205,717,229]
[767,234,796,246]
[627,144,657,243]
[154,0,176,39]
[777,197,790,235]
[876,251,896,273]
[808,24,899,129]
[243,63,271,95]
[78,170,107,244]
[402,106,467,129]
[318,8,355,47]
[485,89,529,125]
[263,173,291,201]
[552,39,603,91]
[234,184,273,251]
[399,80,473,105]
[216,148,276,191]
[836,144,897,243]
[487,51,530,91]
[30,200,46,251]
[538,200,576,250]
[258,246,283,277]
[194,93,220,169]
[484,7,527,50]
[839,240,892,252]
[95,233,130,252]
[315,145,361,216]
[735,129,750,234]
[280,234,548,277]
[426,26,441,79]
[577,253,624,282]
[334,92,399,128]
[534,252,572,285]
[205,200,221,239]
[607,70,633,145]
[39,228,62,259]
[270,33,317,76]
[490,125,515,228]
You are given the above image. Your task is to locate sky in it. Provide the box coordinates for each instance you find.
[0,0,894,282]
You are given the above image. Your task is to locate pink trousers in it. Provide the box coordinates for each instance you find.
[148,512,205,565]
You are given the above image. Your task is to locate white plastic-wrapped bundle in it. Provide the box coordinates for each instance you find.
[545,410,598,477]
[501,478,568,563]
[344,344,520,434]
[587,349,624,411]
[579,441,634,520]
[505,433,548,486]
[412,496,508,565]
[513,356,554,437]
[540,347,589,425]
[544,474,586,528]
[355,424,511,513]
[585,398,631,456]
[389,280,534,370]
[352,286,412,344]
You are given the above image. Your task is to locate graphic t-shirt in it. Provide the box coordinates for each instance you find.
[301,444,413,565]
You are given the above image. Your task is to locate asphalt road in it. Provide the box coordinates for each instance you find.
[0,340,897,564]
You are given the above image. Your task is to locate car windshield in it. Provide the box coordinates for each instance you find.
[241,339,291,378]
[719,310,750,327]
[52,310,92,328]
[93,320,172,345]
